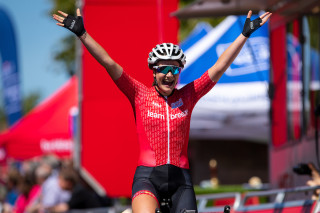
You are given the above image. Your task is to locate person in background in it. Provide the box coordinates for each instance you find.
[49,168,102,212]
[39,155,71,212]
[24,162,53,213]
[14,173,40,213]
[5,168,21,206]
[307,163,320,200]
[1,167,21,213]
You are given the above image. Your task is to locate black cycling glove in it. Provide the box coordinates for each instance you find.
[63,15,86,37]
[242,17,262,38]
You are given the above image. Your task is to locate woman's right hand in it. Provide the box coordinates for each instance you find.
[306,163,320,200]
[53,8,86,37]
[53,9,123,80]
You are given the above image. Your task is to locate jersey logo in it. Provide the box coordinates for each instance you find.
[171,98,183,109]
[152,101,161,107]
[148,110,164,120]
[171,110,188,120]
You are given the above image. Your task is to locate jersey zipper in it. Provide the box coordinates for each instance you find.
[165,96,170,164]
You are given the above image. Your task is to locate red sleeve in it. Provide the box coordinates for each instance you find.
[181,70,216,107]
[114,71,147,105]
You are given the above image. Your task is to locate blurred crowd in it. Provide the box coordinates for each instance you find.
[1,154,319,213]
[0,155,111,213]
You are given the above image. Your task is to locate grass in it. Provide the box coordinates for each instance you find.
[194,185,258,195]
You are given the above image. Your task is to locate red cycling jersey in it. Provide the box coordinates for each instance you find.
[114,70,216,169]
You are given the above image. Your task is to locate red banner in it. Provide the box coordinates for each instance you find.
[270,22,287,147]
[81,0,179,197]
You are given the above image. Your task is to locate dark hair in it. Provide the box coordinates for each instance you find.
[7,168,21,187]
[59,168,79,187]
[42,154,60,170]
[18,175,34,198]
[152,70,157,86]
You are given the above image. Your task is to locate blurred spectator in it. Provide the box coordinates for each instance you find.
[35,163,51,186]
[5,168,21,206]
[14,174,40,213]
[209,159,219,188]
[40,155,71,212]
[50,168,102,212]
[20,160,39,181]
[306,163,320,200]
[24,162,53,213]
[0,166,9,203]
[248,176,263,189]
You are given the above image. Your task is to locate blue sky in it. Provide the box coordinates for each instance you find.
[0,0,70,105]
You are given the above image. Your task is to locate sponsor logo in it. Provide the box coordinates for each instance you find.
[40,139,73,153]
[148,110,164,119]
[216,37,269,76]
[152,101,161,107]
[2,61,15,76]
[70,20,76,29]
[171,110,188,120]
[250,22,254,29]
[171,98,183,109]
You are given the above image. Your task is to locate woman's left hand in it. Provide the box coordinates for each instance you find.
[242,10,272,37]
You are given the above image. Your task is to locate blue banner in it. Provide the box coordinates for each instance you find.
[0,7,22,126]
[177,16,270,141]
[180,15,269,84]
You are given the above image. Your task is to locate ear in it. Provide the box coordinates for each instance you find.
[153,71,156,78]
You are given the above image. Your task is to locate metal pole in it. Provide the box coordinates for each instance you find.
[157,0,164,43]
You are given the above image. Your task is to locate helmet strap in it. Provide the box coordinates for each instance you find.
[154,76,158,86]
[153,71,158,86]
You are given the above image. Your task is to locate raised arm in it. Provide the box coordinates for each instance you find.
[208,10,271,82]
[53,8,123,80]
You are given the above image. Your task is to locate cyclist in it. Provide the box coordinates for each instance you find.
[53,9,271,213]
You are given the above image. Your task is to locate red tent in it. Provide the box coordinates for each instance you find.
[0,76,78,160]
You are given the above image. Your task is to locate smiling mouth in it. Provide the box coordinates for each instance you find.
[162,80,174,87]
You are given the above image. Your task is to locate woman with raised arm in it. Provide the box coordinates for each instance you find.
[53,9,271,213]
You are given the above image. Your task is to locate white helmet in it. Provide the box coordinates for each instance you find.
[148,43,186,69]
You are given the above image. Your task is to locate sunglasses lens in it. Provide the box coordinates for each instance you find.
[158,66,170,74]
[156,66,181,75]
[172,67,181,75]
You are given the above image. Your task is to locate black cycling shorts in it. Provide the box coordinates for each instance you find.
[132,164,197,213]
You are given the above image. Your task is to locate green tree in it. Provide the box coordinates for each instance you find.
[0,107,7,130]
[308,16,319,51]
[22,92,41,115]
[0,92,41,131]
[178,0,225,42]
[50,0,76,77]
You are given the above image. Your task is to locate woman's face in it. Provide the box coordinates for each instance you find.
[153,60,180,96]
